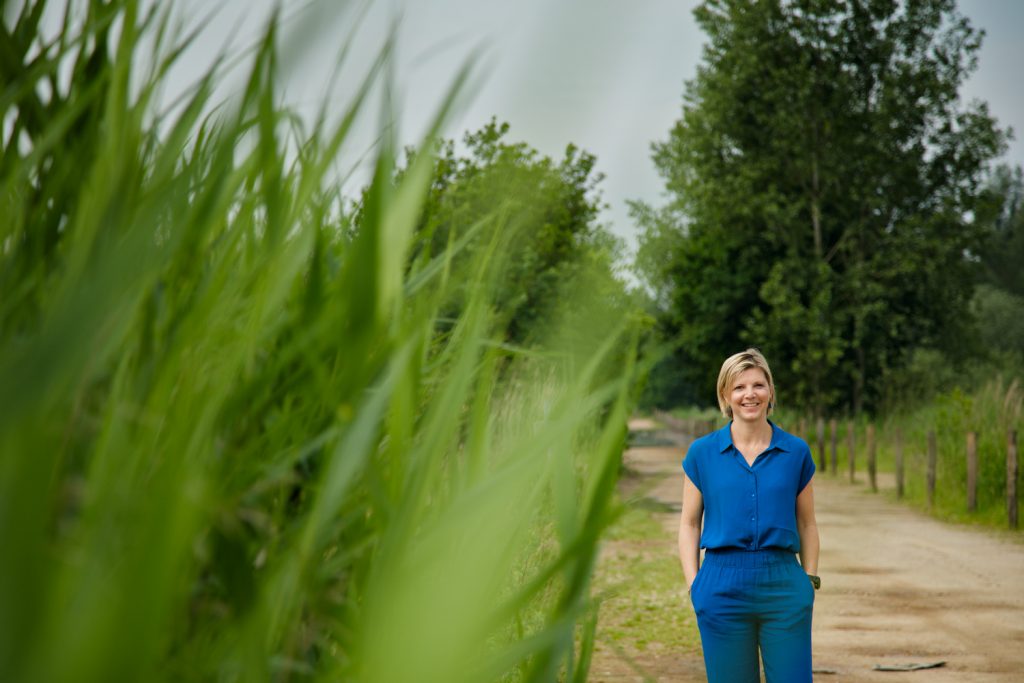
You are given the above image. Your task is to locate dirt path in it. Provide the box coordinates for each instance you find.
[591,420,1024,681]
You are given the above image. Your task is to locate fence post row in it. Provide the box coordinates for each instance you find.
[811,419,1018,529]
[816,417,826,474]
[829,418,838,476]
[927,430,937,509]
[894,427,904,499]
[847,420,855,483]
[1009,429,1019,530]
[966,431,978,514]
[866,423,877,493]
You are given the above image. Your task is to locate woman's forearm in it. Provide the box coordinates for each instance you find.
[795,480,819,575]
[678,520,702,588]
[798,523,819,575]
[678,475,704,589]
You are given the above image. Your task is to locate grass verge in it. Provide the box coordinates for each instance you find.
[591,497,701,674]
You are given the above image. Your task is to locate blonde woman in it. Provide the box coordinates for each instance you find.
[678,348,819,682]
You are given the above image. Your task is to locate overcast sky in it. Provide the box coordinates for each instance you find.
[171,0,1024,251]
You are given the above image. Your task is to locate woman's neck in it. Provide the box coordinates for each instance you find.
[731,418,772,447]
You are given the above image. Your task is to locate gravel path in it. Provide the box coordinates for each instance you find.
[591,421,1024,681]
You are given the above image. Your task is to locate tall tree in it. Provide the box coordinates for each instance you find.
[636,0,1006,414]
[401,119,618,345]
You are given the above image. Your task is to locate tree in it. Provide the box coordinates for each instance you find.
[401,119,618,345]
[976,165,1024,297]
[971,165,1024,366]
[635,0,1006,414]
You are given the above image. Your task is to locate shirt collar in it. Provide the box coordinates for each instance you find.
[715,419,792,453]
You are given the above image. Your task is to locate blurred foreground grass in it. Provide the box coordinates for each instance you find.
[0,2,643,681]
[588,422,701,681]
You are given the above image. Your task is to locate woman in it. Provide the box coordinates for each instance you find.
[678,348,819,682]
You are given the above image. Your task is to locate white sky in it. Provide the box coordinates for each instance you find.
[168,0,1024,251]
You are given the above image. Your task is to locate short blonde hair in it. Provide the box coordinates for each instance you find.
[717,348,776,418]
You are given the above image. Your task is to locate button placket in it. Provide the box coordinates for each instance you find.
[751,472,759,547]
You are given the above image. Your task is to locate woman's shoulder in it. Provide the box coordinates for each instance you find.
[771,422,812,455]
[685,425,726,458]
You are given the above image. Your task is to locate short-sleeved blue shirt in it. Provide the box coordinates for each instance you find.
[682,420,815,552]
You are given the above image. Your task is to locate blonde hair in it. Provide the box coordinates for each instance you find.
[717,348,776,418]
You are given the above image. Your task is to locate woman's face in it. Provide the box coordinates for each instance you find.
[726,367,772,423]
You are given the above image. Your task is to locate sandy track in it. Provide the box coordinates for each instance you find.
[592,423,1024,681]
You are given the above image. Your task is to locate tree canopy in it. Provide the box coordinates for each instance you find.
[400,119,622,345]
[636,0,1007,414]
[977,165,1024,298]
[971,165,1024,364]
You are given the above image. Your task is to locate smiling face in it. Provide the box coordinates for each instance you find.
[725,367,773,423]
[716,349,776,420]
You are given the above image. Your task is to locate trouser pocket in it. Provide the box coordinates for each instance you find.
[689,564,708,609]
[790,563,815,607]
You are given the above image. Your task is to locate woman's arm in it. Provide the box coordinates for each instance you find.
[678,472,704,590]
[796,479,819,576]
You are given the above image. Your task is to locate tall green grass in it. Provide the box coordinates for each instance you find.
[0,2,641,681]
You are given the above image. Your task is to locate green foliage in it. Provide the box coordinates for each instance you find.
[0,2,640,681]
[976,165,1024,298]
[971,285,1024,363]
[398,119,615,345]
[635,0,1007,415]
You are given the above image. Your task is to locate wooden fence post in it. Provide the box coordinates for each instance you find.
[816,417,826,474]
[894,428,904,499]
[927,430,937,509]
[847,419,855,483]
[1009,429,1019,530]
[829,418,838,475]
[967,431,978,513]
[867,423,877,492]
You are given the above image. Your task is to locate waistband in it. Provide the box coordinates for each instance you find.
[703,548,797,567]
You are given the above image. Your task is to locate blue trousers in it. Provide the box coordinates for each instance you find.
[690,548,814,682]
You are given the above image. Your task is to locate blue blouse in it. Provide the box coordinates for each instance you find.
[682,421,815,552]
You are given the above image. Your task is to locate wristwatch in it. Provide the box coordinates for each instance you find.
[807,574,821,590]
